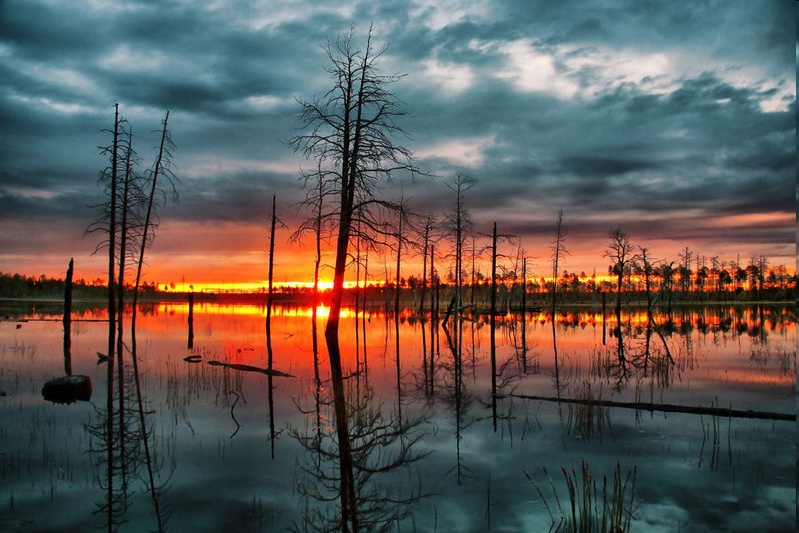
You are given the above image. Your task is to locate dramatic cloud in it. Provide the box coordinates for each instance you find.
[0,0,794,284]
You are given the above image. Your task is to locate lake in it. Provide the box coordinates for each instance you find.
[0,300,795,532]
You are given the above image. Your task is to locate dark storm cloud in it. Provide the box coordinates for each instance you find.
[0,0,794,277]
[171,171,301,224]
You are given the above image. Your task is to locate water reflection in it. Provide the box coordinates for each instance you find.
[294,368,429,531]
[0,302,794,531]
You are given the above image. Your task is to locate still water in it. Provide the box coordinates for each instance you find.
[0,301,795,532]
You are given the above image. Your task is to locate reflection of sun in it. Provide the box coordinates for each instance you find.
[308,305,355,319]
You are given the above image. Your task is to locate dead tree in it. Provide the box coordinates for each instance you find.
[444,172,476,311]
[290,25,421,532]
[604,227,635,317]
[550,209,568,315]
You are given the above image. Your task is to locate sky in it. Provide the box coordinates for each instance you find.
[0,0,795,290]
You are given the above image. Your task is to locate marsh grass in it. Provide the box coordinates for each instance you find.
[566,381,611,441]
[750,345,796,380]
[526,460,637,533]
[698,398,733,472]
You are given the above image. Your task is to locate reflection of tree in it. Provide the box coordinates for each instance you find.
[87,105,176,532]
[552,311,564,398]
[293,380,429,532]
[611,317,630,390]
[290,25,421,530]
[626,312,677,389]
[440,319,475,485]
[507,309,538,375]
[89,341,172,533]
[483,317,524,433]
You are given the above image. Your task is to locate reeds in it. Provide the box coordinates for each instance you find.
[526,460,637,532]
[698,398,732,471]
[566,381,611,441]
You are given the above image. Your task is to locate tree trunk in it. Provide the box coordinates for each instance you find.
[266,194,276,369]
[418,221,429,316]
[490,222,498,430]
[394,213,402,318]
[105,105,120,529]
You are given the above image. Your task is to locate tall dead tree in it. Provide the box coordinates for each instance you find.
[131,110,176,333]
[127,109,175,533]
[445,172,476,311]
[550,209,567,315]
[604,227,635,317]
[638,246,657,317]
[290,25,420,532]
[266,194,278,357]
[100,104,122,530]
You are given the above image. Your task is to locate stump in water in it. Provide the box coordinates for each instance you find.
[63,258,74,375]
[187,291,195,349]
[42,375,92,404]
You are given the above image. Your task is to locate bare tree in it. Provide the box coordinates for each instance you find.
[444,171,476,310]
[291,23,419,341]
[550,209,568,315]
[678,246,692,293]
[88,107,176,533]
[87,104,125,530]
[290,24,420,531]
[417,214,438,316]
[291,159,334,306]
[604,228,634,316]
[131,110,177,324]
[638,246,657,316]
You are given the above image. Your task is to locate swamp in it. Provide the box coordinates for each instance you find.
[0,299,795,532]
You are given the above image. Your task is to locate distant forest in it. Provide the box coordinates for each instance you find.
[0,272,160,301]
[1,263,795,308]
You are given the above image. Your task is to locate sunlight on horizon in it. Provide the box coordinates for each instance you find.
[171,279,383,293]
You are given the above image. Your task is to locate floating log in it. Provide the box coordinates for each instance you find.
[183,355,202,363]
[207,360,293,378]
[42,375,92,404]
[494,392,795,422]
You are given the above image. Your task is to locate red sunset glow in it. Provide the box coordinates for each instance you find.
[6,213,792,295]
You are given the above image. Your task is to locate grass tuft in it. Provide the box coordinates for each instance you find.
[526,460,636,532]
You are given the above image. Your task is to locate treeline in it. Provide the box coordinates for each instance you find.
[0,272,160,300]
[3,268,792,308]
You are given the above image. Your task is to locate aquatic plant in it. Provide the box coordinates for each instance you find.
[566,381,611,441]
[526,460,637,532]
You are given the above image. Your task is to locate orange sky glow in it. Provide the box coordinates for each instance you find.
[3,212,794,294]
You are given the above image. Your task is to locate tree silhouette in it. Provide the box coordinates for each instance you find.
[604,227,634,317]
[444,171,476,312]
[550,209,568,315]
[87,106,176,532]
[290,24,420,531]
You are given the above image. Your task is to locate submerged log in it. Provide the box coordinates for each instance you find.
[207,360,294,378]
[494,392,795,421]
[42,375,92,404]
